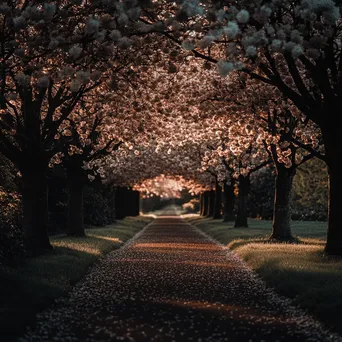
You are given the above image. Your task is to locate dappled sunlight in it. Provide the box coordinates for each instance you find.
[237,242,323,254]
[134,242,220,251]
[52,240,102,256]
[299,238,325,246]
[118,257,236,269]
[51,233,124,256]
[151,299,289,325]
[87,235,123,244]
[180,213,200,219]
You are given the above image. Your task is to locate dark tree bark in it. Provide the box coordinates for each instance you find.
[21,165,53,253]
[66,168,86,237]
[213,180,222,219]
[234,174,250,228]
[133,190,141,216]
[323,128,341,256]
[202,191,209,216]
[207,190,215,217]
[104,186,116,224]
[125,189,140,216]
[115,186,127,219]
[223,181,235,222]
[270,164,296,241]
[199,193,204,216]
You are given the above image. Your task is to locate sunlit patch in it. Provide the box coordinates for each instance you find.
[52,241,102,256]
[118,258,235,269]
[151,299,289,325]
[177,260,236,268]
[88,235,123,244]
[27,216,337,341]
[134,242,220,250]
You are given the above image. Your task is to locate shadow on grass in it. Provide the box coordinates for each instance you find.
[1,217,154,341]
[257,260,342,335]
[0,247,96,341]
[72,298,302,341]
[0,233,135,341]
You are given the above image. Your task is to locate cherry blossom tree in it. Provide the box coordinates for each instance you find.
[0,1,157,252]
[164,0,341,254]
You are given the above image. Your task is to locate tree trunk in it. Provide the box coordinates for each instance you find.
[213,181,222,219]
[199,193,204,216]
[207,190,215,217]
[323,127,341,255]
[105,186,116,223]
[325,165,341,255]
[126,189,140,216]
[67,171,86,237]
[115,187,127,219]
[234,175,250,228]
[21,167,53,253]
[270,165,295,241]
[202,191,209,216]
[223,181,235,222]
[133,190,140,216]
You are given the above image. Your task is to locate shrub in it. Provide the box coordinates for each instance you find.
[83,186,112,226]
[0,187,24,263]
[182,198,200,213]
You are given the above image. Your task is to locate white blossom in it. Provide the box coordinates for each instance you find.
[168,63,178,73]
[284,41,296,52]
[260,5,272,17]
[59,66,75,79]
[44,3,56,21]
[182,39,195,51]
[226,43,237,56]
[271,39,283,51]
[88,174,95,181]
[198,35,215,49]
[236,10,249,24]
[48,39,59,49]
[85,19,100,35]
[37,76,50,88]
[96,30,106,43]
[223,21,239,39]
[109,30,122,41]
[14,49,25,57]
[8,93,18,101]
[75,71,90,84]
[70,80,81,92]
[69,45,83,60]
[13,16,26,30]
[118,37,132,49]
[290,30,303,44]
[14,73,30,86]
[0,4,10,13]
[217,60,235,77]
[309,35,327,49]
[307,48,320,60]
[118,13,129,26]
[301,0,340,24]
[291,45,304,58]
[90,71,101,81]
[246,45,257,57]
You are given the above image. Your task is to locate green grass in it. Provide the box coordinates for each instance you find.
[186,215,342,335]
[0,216,153,341]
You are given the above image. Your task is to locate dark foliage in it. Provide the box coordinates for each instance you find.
[248,167,275,220]
[84,184,113,226]
[0,187,24,263]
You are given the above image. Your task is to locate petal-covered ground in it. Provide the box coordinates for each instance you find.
[20,208,341,341]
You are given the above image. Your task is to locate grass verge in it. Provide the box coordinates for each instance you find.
[186,216,342,335]
[0,215,153,341]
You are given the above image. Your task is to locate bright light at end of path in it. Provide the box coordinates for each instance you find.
[134,175,201,198]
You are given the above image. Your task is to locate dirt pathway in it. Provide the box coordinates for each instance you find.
[20,210,341,341]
